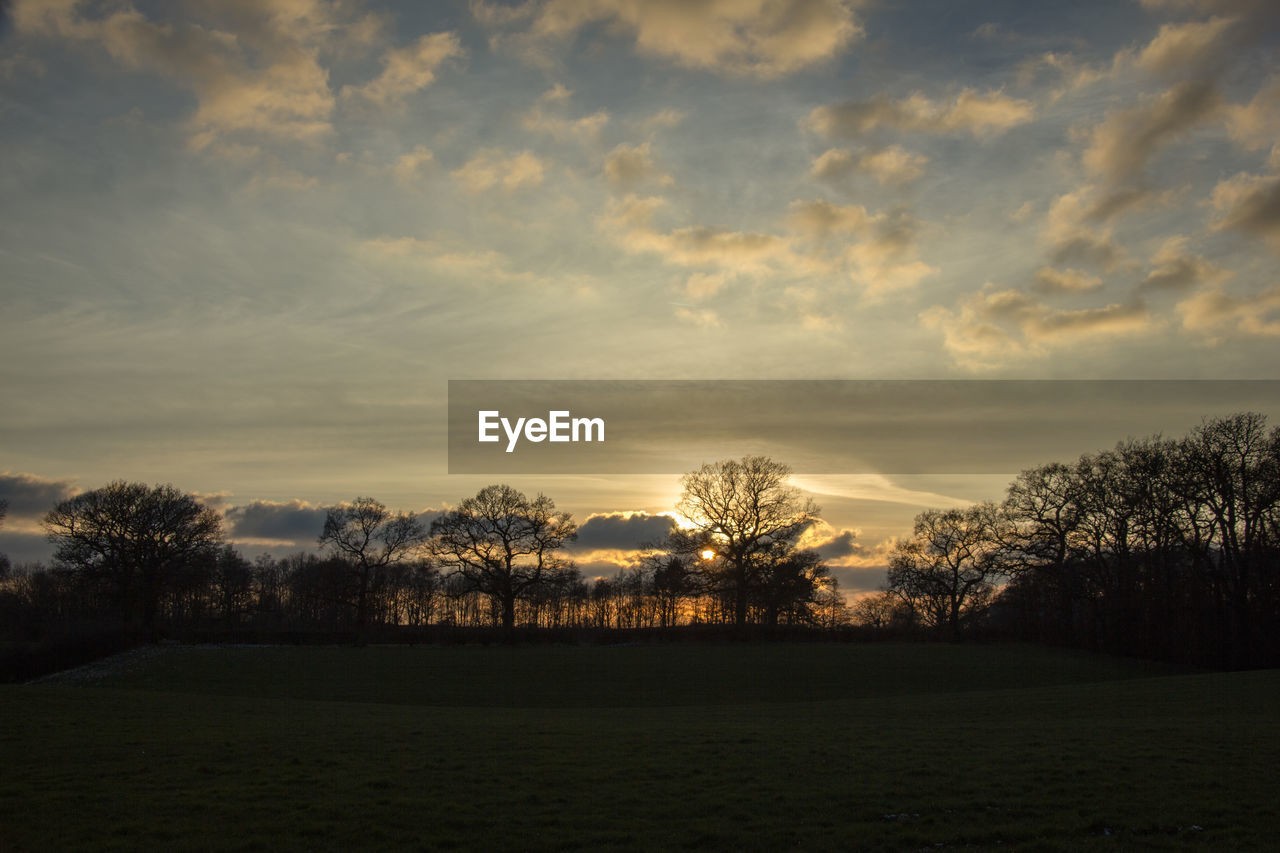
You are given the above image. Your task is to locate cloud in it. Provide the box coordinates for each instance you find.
[1140,236,1228,292]
[1080,185,1160,222]
[632,108,686,131]
[1081,80,1221,182]
[922,284,1154,369]
[567,511,678,552]
[15,1,357,148]
[683,271,728,300]
[810,528,860,561]
[1226,80,1280,150]
[1177,283,1280,337]
[603,142,670,187]
[1009,201,1036,223]
[392,145,435,183]
[1027,15,1239,99]
[0,471,79,524]
[522,85,610,142]
[630,225,790,270]
[810,145,928,185]
[1041,186,1123,269]
[604,194,802,275]
[500,0,863,78]
[1033,266,1103,293]
[225,499,331,544]
[792,475,974,509]
[451,148,548,192]
[1018,52,1107,98]
[787,200,936,296]
[808,89,1034,138]
[786,199,878,238]
[342,31,463,105]
[844,232,936,298]
[1130,16,1238,77]
[1209,170,1280,247]
[607,194,928,299]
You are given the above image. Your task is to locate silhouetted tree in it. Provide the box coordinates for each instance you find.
[1179,413,1280,663]
[755,545,830,626]
[319,497,427,631]
[677,456,819,629]
[429,485,577,630]
[850,591,897,630]
[210,545,254,627]
[1002,462,1085,645]
[0,499,9,580]
[649,553,697,627]
[888,503,1008,640]
[42,481,222,630]
[284,552,354,629]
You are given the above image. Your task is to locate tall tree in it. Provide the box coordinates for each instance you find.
[42,481,222,629]
[429,485,577,630]
[676,456,818,628]
[1003,462,1084,644]
[1179,412,1280,663]
[318,497,427,630]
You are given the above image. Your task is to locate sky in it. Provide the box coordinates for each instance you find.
[2,0,1279,593]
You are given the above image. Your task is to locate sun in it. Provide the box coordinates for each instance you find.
[701,549,716,561]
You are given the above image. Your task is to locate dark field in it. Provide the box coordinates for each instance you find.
[2,643,1277,851]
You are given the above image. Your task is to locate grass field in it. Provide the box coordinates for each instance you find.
[2,642,1278,851]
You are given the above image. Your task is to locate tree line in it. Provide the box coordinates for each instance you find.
[859,412,1280,668]
[5,412,1278,668]
[0,457,845,643]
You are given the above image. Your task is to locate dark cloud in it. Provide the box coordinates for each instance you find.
[1083,80,1221,182]
[1049,233,1120,269]
[1142,259,1203,292]
[568,512,678,552]
[1216,176,1280,244]
[0,472,79,521]
[808,90,1033,138]
[1084,186,1154,223]
[226,500,331,543]
[226,500,443,546]
[811,529,860,561]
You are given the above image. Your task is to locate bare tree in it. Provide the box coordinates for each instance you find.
[42,481,222,629]
[319,497,427,631]
[428,485,577,630]
[677,456,818,628]
[888,502,1008,640]
[850,591,896,630]
[1179,412,1280,661]
[1003,462,1085,644]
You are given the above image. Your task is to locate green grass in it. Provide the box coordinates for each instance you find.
[2,643,1277,851]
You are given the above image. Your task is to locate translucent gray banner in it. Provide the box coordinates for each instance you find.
[447,380,1280,475]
